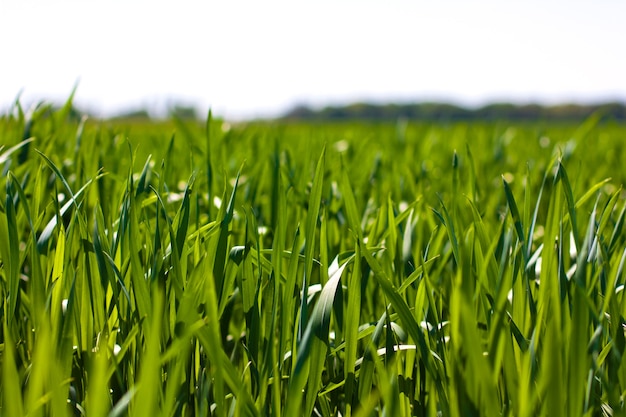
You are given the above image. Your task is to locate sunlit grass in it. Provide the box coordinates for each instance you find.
[1,98,626,416]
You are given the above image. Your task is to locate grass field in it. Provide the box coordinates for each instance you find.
[1,98,626,416]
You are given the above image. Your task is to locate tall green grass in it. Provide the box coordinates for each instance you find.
[1,99,626,416]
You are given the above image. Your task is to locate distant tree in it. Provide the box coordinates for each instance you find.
[112,109,151,120]
[599,102,626,120]
[283,104,315,119]
[170,105,198,120]
[280,101,626,122]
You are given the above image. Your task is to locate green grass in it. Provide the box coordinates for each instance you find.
[1,98,626,416]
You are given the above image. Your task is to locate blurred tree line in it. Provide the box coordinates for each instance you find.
[281,101,626,122]
[40,100,626,123]
[110,104,198,121]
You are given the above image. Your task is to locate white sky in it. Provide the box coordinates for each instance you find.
[1,0,625,119]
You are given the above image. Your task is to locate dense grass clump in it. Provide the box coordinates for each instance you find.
[1,99,626,417]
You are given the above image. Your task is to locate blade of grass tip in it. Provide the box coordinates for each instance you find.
[57,80,79,122]
[36,149,76,201]
[573,196,599,289]
[521,158,560,327]
[2,323,25,417]
[165,172,197,295]
[557,161,580,249]
[93,204,127,323]
[525,154,558,260]
[0,137,35,165]
[110,179,131,260]
[451,149,459,218]
[7,171,35,233]
[601,240,626,343]
[125,194,152,338]
[270,141,281,230]
[465,197,499,287]
[433,193,460,266]
[36,171,103,251]
[574,177,611,210]
[299,147,326,341]
[339,158,363,241]
[205,109,214,219]
[10,89,24,119]
[17,103,46,164]
[465,142,479,204]
[507,311,529,352]
[572,111,602,143]
[150,185,184,296]
[135,155,152,196]
[162,134,175,191]
[174,172,196,259]
[595,188,621,256]
[386,193,398,262]
[102,250,132,316]
[213,164,243,302]
[502,176,527,264]
[50,221,66,337]
[397,256,439,294]
[523,163,532,245]
[74,114,87,163]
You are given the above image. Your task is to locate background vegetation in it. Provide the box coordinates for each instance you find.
[1,97,625,416]
[281,101,626,122]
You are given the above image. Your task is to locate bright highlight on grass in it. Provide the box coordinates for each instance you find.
[1,98,626,416]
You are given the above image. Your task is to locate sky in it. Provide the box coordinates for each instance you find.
[1,0,625,119]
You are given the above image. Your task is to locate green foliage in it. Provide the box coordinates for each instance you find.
[1,102,626,416]
[282,101,626,122]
